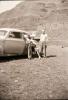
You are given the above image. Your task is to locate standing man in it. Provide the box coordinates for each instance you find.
[24,35,32,59]
[39,29,48,57]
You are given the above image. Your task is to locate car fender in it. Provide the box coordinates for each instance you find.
[0,45,4,55]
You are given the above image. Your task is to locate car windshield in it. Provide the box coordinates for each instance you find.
[0,30,7,36]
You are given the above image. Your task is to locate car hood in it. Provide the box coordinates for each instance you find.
[0,36,5,40]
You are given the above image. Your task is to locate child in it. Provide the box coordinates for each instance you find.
[30,35,41,59]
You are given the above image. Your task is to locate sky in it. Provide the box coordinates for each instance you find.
[0,1,22,14]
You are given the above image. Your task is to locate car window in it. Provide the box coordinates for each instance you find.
[9,32,22,39]
[0,30,7,36]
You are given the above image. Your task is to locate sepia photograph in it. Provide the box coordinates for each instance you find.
[0,0,68,100]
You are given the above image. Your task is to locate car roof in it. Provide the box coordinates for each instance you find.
[0,28,28,33]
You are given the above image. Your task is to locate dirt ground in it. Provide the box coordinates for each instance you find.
[0,45,68,100]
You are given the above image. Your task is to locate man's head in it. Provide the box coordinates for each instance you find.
[42,29,45,34]
[30,34,35,39]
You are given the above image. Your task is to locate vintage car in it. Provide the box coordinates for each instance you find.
[0,28,29,56]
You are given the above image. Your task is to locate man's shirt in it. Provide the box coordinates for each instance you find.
[40,34,48,43]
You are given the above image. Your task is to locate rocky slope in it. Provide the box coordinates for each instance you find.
[0,0,68,40]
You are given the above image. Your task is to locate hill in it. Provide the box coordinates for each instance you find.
[0,0,68,40]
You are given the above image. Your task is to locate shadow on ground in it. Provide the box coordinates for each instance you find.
[0,55,27,63]
[0,54,57,63]
[46,55,57,58]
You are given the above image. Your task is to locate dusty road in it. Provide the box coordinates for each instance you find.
[0,45,68,100]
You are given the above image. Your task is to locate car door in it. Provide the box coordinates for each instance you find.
[4,31,26,55]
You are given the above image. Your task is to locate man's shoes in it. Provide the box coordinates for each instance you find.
[28,56,32,59]
[43,55,46,58]
[39,56,41,59]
